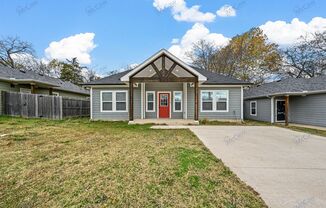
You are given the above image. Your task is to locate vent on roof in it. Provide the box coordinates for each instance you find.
[19,69,26,73]
[38,73,44,76]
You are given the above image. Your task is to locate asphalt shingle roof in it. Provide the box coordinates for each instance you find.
[84,67,250,85]
[0,66,89,95]
[244,76,326,99]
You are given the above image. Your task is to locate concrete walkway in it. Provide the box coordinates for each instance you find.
[188,126,326,208]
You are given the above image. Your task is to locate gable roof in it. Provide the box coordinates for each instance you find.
[83,70,132,85]
[244,76,326,99]
[0,66,89,95]
[84,67,250,86]
[193,67,251,85]
[120,49,207,82]
[84,49,250,86]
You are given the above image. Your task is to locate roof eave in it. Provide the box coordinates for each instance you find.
[244,89,326,100]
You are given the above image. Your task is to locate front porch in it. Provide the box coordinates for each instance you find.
[121,50,207,123]
[131,119,199,125]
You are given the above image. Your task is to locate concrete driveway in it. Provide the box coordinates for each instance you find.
[189,126,326,208]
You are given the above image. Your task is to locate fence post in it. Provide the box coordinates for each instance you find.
[80,100,83,116]
[35,95,38,118]
[59,96,63,120]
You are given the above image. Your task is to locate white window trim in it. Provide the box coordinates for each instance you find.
[173,91,183,112]
[200,90,229,112]
[250,101,257,116]
[100,90,128,112]
[146,91,155,112]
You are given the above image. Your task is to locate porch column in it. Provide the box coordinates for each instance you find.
[194,81,198,121]
[285,95,289,126]
[129,80,134,121]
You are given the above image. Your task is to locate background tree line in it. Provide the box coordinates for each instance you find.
[0,36,99,85]
[1,30,325,85]
[187,28,326,84]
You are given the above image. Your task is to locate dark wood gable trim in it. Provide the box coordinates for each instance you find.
[130,54,198,81]
[128,54,199,122]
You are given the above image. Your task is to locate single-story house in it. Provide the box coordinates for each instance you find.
[244,76,326,127]
[0,66,89,114]
[84,49,251,123]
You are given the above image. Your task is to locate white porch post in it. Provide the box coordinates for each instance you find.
[183,82,187,119]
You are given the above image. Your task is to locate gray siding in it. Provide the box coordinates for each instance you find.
[187,85,194,119]
[91,87,129,120]
[90,84,244,121]
[133,87,141,119]
[198,87,242,120]
[145,82,183,119]
[244,98,271,122]
[289,94,326,127]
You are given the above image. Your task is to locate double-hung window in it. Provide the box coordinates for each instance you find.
[101,91,127,112]
[173,91,182,112]
[146,91,155,112]
[250,101,257,116]
[201,91,214,111]
[215,91,228,111]
[201,90,229,112]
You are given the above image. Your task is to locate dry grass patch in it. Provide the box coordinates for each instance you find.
[0,116,266,207]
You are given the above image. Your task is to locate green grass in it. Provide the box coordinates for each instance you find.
[282,125,326,137]
[200,119,271,126]
[0,116,266,207]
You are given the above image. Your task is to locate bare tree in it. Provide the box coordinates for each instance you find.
[84,69,101,82]
[0,36,35,69]
[186,39,218,70]
[282,31,326,78]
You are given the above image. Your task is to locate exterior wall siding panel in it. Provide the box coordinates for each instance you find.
[289,94,326,127]
[244,98,271,122]
[198,87,242,120]
[92,87,129,120]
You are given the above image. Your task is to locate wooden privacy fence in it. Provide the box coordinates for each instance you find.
[1,91,90,119]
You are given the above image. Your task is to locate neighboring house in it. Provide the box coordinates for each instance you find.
[83,49,250,122]
[244,76,326,127]
[0,66,89,114]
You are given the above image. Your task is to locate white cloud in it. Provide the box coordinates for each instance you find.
[171,38,179,44]
[260,17,326,45]
[153,0,216,23]
[44,33,97,64]
[216,5,236,17]
[168,23,230,62]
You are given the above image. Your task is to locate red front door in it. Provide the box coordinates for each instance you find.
[159,93,170,118]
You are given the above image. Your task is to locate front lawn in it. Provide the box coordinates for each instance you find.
[0,117,266,207]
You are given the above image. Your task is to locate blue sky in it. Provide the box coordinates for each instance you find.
[1,0,325,74]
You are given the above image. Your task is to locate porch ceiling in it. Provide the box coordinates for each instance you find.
[130,54,198,83]
[120,49,207,82]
